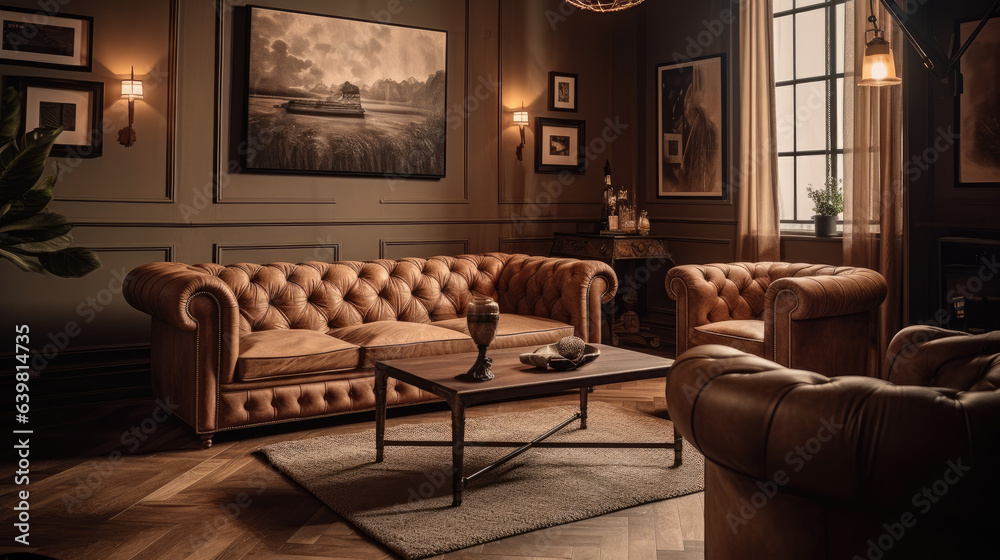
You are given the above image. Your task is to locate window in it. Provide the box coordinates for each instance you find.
[773,0,848,229]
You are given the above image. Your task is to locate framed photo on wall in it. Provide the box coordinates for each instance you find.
[548,71,578,112]
[656,54,727,199]
[0,7,93,71]
[955,16,1000,187]
[3,76,104,158]
[237,5,448,178]
[535,117,585,174]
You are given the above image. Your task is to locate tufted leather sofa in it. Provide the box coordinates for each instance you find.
[666,262,887,378]
[665,326,1000,559]
[125,253,617,446]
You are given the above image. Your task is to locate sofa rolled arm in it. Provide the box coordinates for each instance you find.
[124,262,240,332]
[666,345,985,513]
[765,269,887,321]
[497,255,617,343]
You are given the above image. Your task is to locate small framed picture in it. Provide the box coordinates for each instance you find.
[548,71,578,112]
[535,117,585,174]
[0,7,93,71]
[3,76,104,158]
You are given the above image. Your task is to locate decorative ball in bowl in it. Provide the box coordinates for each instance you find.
[519,336,601,371]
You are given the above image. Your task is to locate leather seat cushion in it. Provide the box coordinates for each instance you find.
[692,320,765,356]
[330,321,477,368]
[237,330,361,380]
[431,314,575,349]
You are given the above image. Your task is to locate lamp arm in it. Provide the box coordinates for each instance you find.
[945,0,1000,72]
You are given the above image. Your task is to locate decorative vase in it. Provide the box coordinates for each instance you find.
[813,215,837,237]
[458,296,500,382]
[638,210,650,236]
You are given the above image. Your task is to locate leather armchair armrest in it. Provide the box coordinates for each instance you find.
[764,270,887,321]
[497,255,617,343]
[124,262,240,333]
[666,345,986,514]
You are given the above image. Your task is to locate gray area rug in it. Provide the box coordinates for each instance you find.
[259,402,704,559]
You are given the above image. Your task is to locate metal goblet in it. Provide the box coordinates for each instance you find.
[458,296,499,382]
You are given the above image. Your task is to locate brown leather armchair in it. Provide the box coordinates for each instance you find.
[666,262,887,378]
[666,326,1000,559]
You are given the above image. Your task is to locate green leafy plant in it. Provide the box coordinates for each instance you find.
[806,177,845,217]
[0,87,100,277]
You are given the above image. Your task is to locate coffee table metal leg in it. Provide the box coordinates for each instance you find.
[672,433,683,468]
[375,369,387,463]
[451,402,466,506]
[579,387,589,429]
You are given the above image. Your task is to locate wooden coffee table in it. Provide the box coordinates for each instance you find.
[374,344,678,506]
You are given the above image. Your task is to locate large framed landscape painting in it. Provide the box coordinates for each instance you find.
[956,16,1000,188]
[239,6,447,178]
[656,54,726,199]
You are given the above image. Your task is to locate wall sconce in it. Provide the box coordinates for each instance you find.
[513,103,529,161]
[118,66,143,147]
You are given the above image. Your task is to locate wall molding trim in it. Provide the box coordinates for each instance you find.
[378,239,470,259]
[213,243,341,264]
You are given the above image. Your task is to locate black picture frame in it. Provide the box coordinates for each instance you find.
[235,5,448,179]
[955,15,1000,188]
[3,75,104,158]
[548,71,578,112]
[0,6,93,72]
[656,54,727,199]
[535,117,585,174]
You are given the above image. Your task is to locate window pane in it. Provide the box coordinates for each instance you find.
[836,3,846,74]
[775,0,794,13]
[797,155,827,219]
[776,85,795,153]
[774,15,794,83]
[796,0,825,7]
[795,81,827,152]
[779,156,796,221]
[795,9,826,78]
[836,77,844,149]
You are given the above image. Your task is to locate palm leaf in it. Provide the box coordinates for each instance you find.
[38,247,101,278]
[2,175,55,224]
[0,126,62,203]
[0,247,43,273]
[0,86,20,146]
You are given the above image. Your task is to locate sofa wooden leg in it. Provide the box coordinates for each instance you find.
[200,433,214,448]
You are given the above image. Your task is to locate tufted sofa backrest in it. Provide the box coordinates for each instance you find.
[686,262,866,321]
[193,253,511,334]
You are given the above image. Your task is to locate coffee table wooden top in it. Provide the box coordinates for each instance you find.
[375,344,674,405]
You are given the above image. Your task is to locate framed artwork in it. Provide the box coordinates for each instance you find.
[3,76,103,158]
[656,54,727,199]
[0,7,93,71]
[535,117,585,174]
[548,71,578,112]
[238,5,448,178]
[955,16,1000,187]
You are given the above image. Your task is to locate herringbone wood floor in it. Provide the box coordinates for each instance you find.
[1,376,704,560]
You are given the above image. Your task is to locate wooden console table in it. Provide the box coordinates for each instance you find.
[551,232,671,347]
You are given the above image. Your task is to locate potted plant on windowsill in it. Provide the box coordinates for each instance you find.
[806,177,844,238]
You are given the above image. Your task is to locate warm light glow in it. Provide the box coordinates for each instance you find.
[513,111,529,126]
[121,80,143,99]
[859,37,902,87]
[565,0,644,12]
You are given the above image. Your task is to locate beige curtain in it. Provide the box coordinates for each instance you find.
[736,0,781,262]
[844,1,905,374]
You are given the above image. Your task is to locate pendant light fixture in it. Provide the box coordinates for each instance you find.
[564,0,645,13]
[859,0,901,86]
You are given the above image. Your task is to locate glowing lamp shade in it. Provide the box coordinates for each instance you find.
[121,79,143,99]
[513,110,529,126]
[859,37,902,87]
